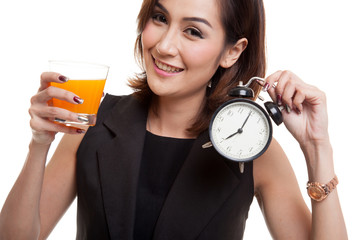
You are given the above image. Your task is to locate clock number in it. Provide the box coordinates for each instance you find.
[227,110,233,117]
[259,128,265,135]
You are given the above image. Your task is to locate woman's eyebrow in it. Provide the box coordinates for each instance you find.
[183,17,212,28]
[155,2,169,14]
[155,2,212,28]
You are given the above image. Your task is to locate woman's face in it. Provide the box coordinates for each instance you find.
[141,0,227,101]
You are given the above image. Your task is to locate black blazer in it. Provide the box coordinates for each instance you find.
[76,94,254,240]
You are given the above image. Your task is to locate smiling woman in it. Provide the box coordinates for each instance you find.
[0,0,354,239]
[130,0,262,137]
[139,0,234,134]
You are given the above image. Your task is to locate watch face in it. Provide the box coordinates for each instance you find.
[209,99,272,162]
[308,186,326,201]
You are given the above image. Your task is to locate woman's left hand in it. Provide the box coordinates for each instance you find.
[265,70,330,148]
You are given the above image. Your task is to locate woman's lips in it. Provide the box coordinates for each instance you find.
[154,58,184,73]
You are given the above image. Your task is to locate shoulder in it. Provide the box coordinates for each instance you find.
[95,93,143,124]
[77,93,146,149]
[253,137,296,192]
[97,94,128,115]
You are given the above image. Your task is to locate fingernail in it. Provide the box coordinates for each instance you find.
[296,108,302,114]
[277,94,282,106]
[256,79,265,86]
[263,82,270,92]
[58,75,69,82]
[76,129,86,134]
[78,115,89,123]
[285,104,292,113]
[73,96,84,104]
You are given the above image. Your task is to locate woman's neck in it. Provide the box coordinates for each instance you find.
[147,95,204,139]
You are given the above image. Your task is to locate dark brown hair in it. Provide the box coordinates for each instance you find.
[128,0,266,136]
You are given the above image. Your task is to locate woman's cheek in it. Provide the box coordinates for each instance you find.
[183,43,220,69]
[142,23,156,49]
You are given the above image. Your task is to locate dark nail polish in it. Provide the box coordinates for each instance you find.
[76,129,86,134]
[277,94,282,106]
[58,75,68,82]
[73,96,84,104]
[263,82,270,92]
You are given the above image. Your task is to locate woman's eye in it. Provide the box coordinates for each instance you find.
[184,28,204,39]
[152,13,167,24]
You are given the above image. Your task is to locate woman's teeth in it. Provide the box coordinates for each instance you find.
[155,59,182,73]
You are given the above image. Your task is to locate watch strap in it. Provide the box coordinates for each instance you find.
[307,175,338,201]
[324,175,338,194]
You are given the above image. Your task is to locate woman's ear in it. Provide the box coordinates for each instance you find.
[220,38,248,68]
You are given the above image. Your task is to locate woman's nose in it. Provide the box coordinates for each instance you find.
[156,28,179,57]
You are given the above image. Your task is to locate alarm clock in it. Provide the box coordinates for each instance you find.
[208,77,283,163]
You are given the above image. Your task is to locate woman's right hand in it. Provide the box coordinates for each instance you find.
[29,72,86,145]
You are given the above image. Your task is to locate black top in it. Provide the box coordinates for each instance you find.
[76,94,254,240]
[134,131,195,240]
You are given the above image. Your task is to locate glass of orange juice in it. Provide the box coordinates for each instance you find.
[49,60,109,126]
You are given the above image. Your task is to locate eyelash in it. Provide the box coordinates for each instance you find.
[152,13,167,24]
[184,27,204,39]
[151,12,204,39]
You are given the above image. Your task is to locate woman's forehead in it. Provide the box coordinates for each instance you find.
[156,0,222,25]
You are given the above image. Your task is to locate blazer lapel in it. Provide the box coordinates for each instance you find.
[153,131,241,239]
[96,96,147,239]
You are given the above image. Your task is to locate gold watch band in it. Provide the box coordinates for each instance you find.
[307,175,338,201]
[325,175,339,194]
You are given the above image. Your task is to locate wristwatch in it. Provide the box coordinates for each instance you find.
[307,176,338,201]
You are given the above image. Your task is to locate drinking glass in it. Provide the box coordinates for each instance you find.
[49,60,109,126]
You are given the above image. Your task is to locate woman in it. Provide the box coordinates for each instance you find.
[0,0,347,239]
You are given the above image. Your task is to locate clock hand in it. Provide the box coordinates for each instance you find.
[239,111,252,131]
[224,111,252,140]
[224,130,239,140]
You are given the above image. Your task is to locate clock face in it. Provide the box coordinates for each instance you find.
[209,99,272,162]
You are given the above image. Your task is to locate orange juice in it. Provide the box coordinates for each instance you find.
[50,79,106,114]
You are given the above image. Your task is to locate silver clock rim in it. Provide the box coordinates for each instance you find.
[209,98,273,162]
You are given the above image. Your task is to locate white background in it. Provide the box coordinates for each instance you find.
[0,0,359,239]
